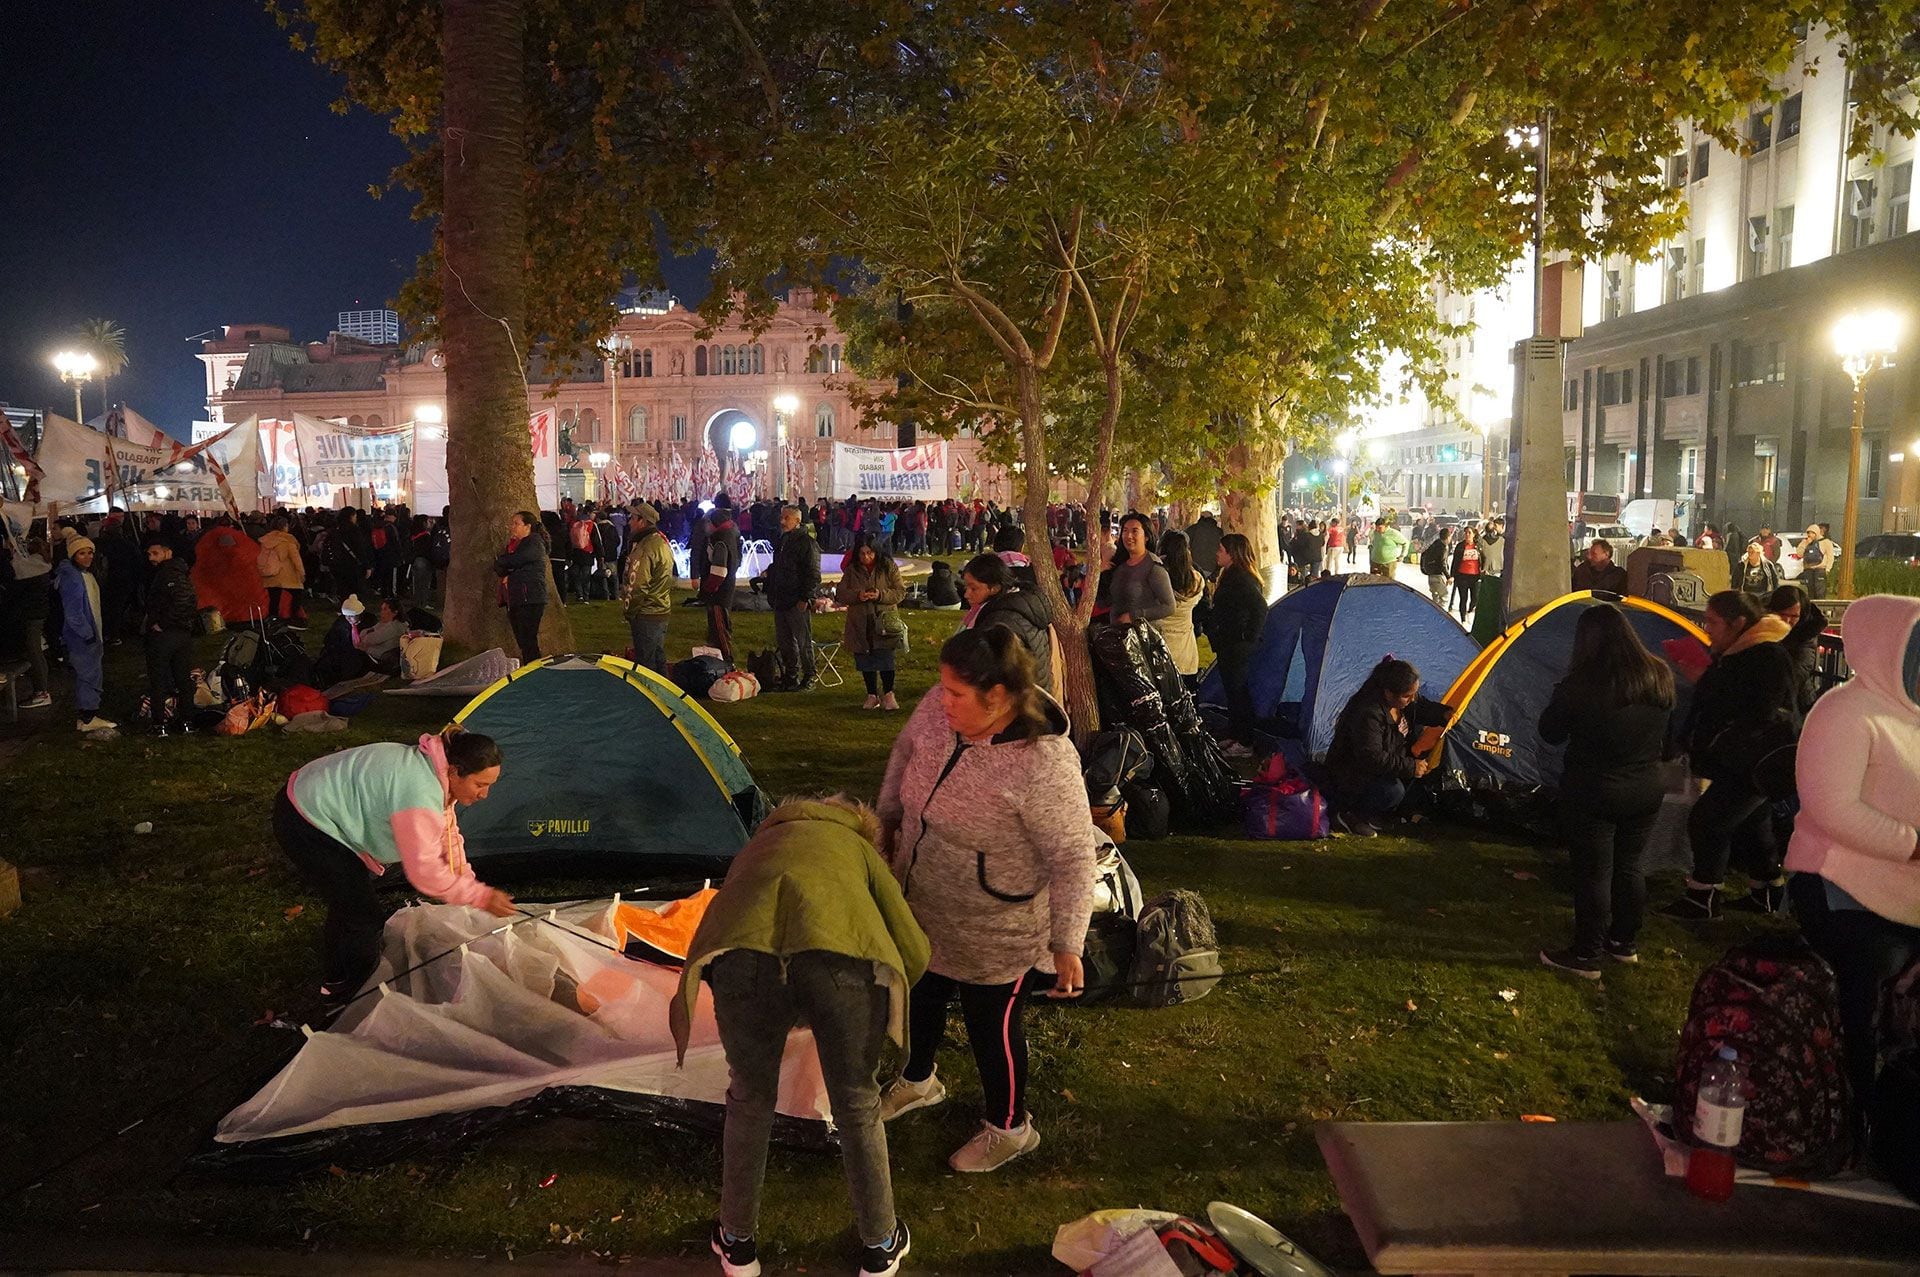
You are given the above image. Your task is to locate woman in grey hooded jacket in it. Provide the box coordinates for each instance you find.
[875,626,1097,1174]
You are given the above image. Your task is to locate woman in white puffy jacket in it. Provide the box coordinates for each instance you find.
[1785,593,1920,1113]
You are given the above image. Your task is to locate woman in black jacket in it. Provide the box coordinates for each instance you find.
[1766,584,1827,714]
[1538,604,1676,977]
[1323,657,1452,837]
[961,553,1054,695]
[493,510,549,664]
[1661,590,1800,919]
[1204,533,1268,757]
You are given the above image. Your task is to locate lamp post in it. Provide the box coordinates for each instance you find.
[589,450,611,502]
[1832,309,1903,599]
[773,392,799,501]
[52,350,98,422]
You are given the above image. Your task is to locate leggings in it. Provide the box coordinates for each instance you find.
[861,668,897,695]
[1451,575,1478,619]
[904,970,1031,1130]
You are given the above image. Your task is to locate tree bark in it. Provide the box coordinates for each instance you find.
[1221,420,1287,597]
[440,0,572,656]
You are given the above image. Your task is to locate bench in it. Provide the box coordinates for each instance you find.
[1316,1120,1918,1276]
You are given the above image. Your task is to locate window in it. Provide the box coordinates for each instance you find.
[1603,268,1624,321]
[625,406,648,443]
[670,414,686,442]
[1599,369,1634,406]
[814,404,835,438]
[1867,437,1887,498]
[1688,237,1706,296]
[1748,109,1772,153]
[366,414,384,429]
[1773,205,1795,272]
[1563,379,1580,411]
[579,411,598,443]
[1693,141,1711,181]
[1661,356,1702,398]
[829,344,843,374]
[1889,162,1913,239]
[1732,340,1786,387]
[640,348,653,377]
[1664,244,1688,304]
[1756,439,1778,497]
[694,346,708,376]
[1778,93,1803,141]
[1845,178,1877,250]
[1681,446,1701,495]
[1744,216,1769,280]
[1667,153,1689,189]
[722,345,737,376]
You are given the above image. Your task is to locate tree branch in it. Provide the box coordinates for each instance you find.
[709,0,782,126]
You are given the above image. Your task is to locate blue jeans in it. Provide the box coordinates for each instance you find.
[627,614,668,674]
[1339,775,1406,822]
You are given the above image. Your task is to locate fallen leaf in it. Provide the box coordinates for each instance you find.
[1060,1088,1076,1103]
[1497,988,1519,1002]
[1405,999,1418,1011]
[328,1165,346,1178]
[283,904,304,921]
[538,1172,558,1189]
[254,1009,277,1026]
[1521,1114,1557,1122]
[1511,871,1538,881]
[1493,1050,1510,1060]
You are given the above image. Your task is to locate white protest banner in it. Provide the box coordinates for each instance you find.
[257,418,303,505]
[33,413,248,512]
[830,441,949,499]
[407,409,560,514]
[292,413,414,502]
[529,408,559,509]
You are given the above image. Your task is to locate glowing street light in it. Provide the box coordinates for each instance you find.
[415,403,444,424]
[52,350,98,422]
[1832,307,1904,598]
[728,420,758,452]
[771,395,799,500]
[772,393,800,415]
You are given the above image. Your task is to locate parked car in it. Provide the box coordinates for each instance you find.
[1590,524,1638,549]
[1774,531,1806,581]
[1855,534,1920,566]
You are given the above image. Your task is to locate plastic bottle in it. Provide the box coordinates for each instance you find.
[1686,1046,1748,1202]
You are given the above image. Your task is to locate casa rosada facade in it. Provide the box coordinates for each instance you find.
[201,289,1011,502]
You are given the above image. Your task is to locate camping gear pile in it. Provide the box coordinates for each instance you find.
[1090,623,1237,825]
[1053,1202,1335,1276]
[202,891,830,1175]
[1070,844,1222,1010]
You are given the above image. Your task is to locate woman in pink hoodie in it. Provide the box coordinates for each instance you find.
[1786,594,1920,1113]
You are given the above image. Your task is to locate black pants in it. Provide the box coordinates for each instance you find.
[773,603,814,685]
[144,628,194,723]
[904,970,1032,1130]
[1217,644,1255,742]
[1688,778,1777,885]
[1791,873,1920,1110]
[861,668,897,696]
[1451,575,1477,620]
[266,586,305,622]
[1562,795,1660,957]
[273,788,384,991]
[508,602,544,665]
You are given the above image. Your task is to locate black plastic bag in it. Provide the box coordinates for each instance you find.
[1089,622,1237,825]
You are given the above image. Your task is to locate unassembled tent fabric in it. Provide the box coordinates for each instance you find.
[451,654,767,869]
[1428,590,1707,796]
[386,647,519,696]
[207,894,830,1172]
[1199,577,1479,760]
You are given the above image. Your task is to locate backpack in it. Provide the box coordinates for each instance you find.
[429,525,452,568]
[670,654,731,698]
[1120,781,1171,840]
[1673,935,1855,1178]
[257,543,283,580]
[1129,889,1223,1009]
[1420,538,1448,575]
[1804,538,1826,568]
[571,520,595,553]
[1082,728,1153,798]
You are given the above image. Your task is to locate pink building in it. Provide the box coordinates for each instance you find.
[202,291,1009,502]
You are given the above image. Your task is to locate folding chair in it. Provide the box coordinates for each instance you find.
[812,639,845,688]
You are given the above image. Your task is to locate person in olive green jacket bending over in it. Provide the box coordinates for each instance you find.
[672,796,930,1277]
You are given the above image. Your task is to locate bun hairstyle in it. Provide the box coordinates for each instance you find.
[439,724,503,775]
[1360,655,1420,700]
[939,626,1049,738]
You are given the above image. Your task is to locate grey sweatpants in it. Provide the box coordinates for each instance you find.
[1428,573,1449,606]
[710,949,897,1244]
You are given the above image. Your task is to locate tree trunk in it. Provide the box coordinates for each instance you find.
[439,0,572,656]
[1222,418,1287,597]
[1015,369,1104,742]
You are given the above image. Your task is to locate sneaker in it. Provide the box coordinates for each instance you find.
[76,715,117,732]
[1603,939,1640,964]
[862,694,882,710]
[709,1222,761,1277]
[1220,740,1254,759]
[881,692,900,711]
[1539,947,1603,980]
[1725,882,1789,915]
[1332,810,1378,838]
[21,692,52,709]
[860,1219,911,1276]
[878,1070,946,1121]
[796,677,819,692]
[1658,885,1719,921]
[949,1117,1040,1173]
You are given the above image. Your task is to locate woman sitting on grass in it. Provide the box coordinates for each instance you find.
[1323,656,1451,838]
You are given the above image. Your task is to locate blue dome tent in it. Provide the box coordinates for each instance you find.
[451,654,768,872]
[1199,577,1480,759]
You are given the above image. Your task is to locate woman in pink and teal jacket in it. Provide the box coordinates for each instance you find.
[275,728,515,1000]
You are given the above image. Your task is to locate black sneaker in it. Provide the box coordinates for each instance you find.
[1603,939,1640,964]
[1725,882,1789,915]
[1539,947,1603,980]
[710,1222,760,1277]
[1333,810,1378,838]
[1657,886,1718,921]
[860,1219,911,1276]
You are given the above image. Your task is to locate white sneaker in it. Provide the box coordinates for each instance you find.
[948,1117,1040,1172]
[881,692,899,711]
[878,1069,946,1121]
[76,715,118,732]
[862,694,881,710]
[21,692,52,709]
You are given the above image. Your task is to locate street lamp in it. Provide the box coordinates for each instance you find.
[589,450,611,500]
[1832,308,1904,598]
[52,350,98,422]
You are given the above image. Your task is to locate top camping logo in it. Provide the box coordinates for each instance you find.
[1471,730,1514,759]
[528,819,592,837]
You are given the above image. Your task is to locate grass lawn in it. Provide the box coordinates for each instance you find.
[0,594,1786,1271]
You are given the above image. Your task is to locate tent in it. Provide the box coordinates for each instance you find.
[202,893,831,1174]
[386,647,519,696]
[1425,590,1708,797]
[1199,577,1480,759]
[191,524,269,623]
[451,654,768,873]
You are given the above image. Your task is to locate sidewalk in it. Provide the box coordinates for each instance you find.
[0,1235,715,1277]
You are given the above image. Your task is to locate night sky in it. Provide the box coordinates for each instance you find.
[1,2,710,441]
